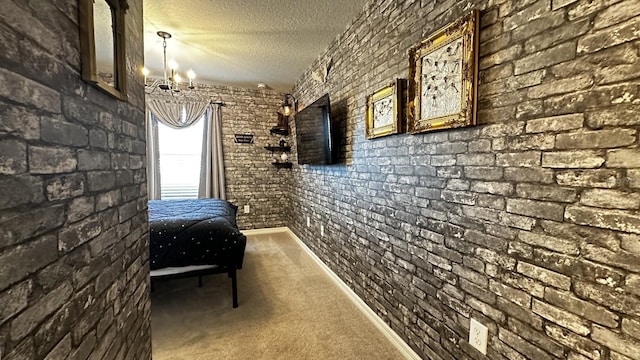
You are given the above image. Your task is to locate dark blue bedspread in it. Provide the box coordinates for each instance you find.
[148,199,246,270]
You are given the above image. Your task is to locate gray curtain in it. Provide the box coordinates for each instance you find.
[198,104,226,199]
[146,111,161,200]
[146,99,209,128]
[146,98,211,200]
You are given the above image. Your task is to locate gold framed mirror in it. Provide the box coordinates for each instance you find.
[79,0,129,100]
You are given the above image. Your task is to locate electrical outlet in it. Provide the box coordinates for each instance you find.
[243,205,250,214]
[321,224,324,236]
[307,216,310,227]
[469,318,488,355]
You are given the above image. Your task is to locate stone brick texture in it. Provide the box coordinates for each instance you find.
[289,0,640,359]
[0,1,151,359]
[146,85,291,230]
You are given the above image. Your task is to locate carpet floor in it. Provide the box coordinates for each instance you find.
[150,231,406,359]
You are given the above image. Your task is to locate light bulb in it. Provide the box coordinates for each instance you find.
[168,60,178,70]
[283,105,291,116]
[142,67,150,76]
[187,69,196,79]
[174,74,182,83]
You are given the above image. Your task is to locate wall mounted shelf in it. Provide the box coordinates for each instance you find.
[264,146,291,152]
[265,145,292,169]
[272,162,292,169]
[270,127,289,136]
[268,123,291,169]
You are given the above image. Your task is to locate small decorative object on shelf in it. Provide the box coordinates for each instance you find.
[264,144,292,169]
[270,113,289,135]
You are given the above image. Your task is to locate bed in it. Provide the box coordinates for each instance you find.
[148,198,247,308]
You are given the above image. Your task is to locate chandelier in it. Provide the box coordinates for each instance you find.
[143,31,196,95]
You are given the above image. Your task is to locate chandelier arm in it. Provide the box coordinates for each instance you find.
[144,79,163,94]
[162,37,168,85]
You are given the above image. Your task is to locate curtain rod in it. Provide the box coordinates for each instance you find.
[149,98,225,106]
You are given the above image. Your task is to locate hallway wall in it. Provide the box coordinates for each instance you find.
[0,1,151,358]
[288,0,640,359]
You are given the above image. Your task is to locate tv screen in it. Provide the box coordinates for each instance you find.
[295,94,334,165]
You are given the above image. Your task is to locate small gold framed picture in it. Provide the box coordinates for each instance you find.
[365,79,403,140]
[408,10,479,134]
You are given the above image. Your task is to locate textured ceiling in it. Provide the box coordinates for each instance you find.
[143,0,369,92]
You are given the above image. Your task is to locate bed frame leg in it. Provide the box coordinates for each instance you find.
[198,275,203,288]
[229,269,238,308]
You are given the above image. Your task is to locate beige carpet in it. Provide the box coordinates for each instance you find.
[151,231,406,360]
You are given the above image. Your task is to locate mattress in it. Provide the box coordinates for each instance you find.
[148,199,246,271]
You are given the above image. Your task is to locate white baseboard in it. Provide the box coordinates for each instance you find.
[242,226,289,236]
[250,227,422,360]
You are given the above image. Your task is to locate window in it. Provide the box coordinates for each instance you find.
[157,117,204,199]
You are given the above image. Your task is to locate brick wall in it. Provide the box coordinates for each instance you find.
[0,1,151,359]
[289,0,640,359]
[146,85,290,229]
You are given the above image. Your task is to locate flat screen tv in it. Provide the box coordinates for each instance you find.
[295,94,335,165]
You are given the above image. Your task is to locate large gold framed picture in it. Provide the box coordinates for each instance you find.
[408,10,479,134]
[365,79,403,139]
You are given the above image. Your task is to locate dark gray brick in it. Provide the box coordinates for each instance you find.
[506,198,565,221]
[0,68,60,113]
[578,16,640,54]
[89,129,108,148]
[41,117,88,146]
[0,139,27,174]
[556,169,619,188]
[0,280,32,327]
[566,205,640,234]
[515,183,577,203]
[556,129,636,149]
[0,103,40,140]
[78,150,110,171]
[29,146,76,174]
[10,282,73,341]
[57,216,102,253]
[87,171,116,192]
[525,113,584,133]
[498,328,556,360]
[45,173,85,201]
[0,174,44,211]
[544,287,618,328]
[0,235,58,292]
[514,42,577,75]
